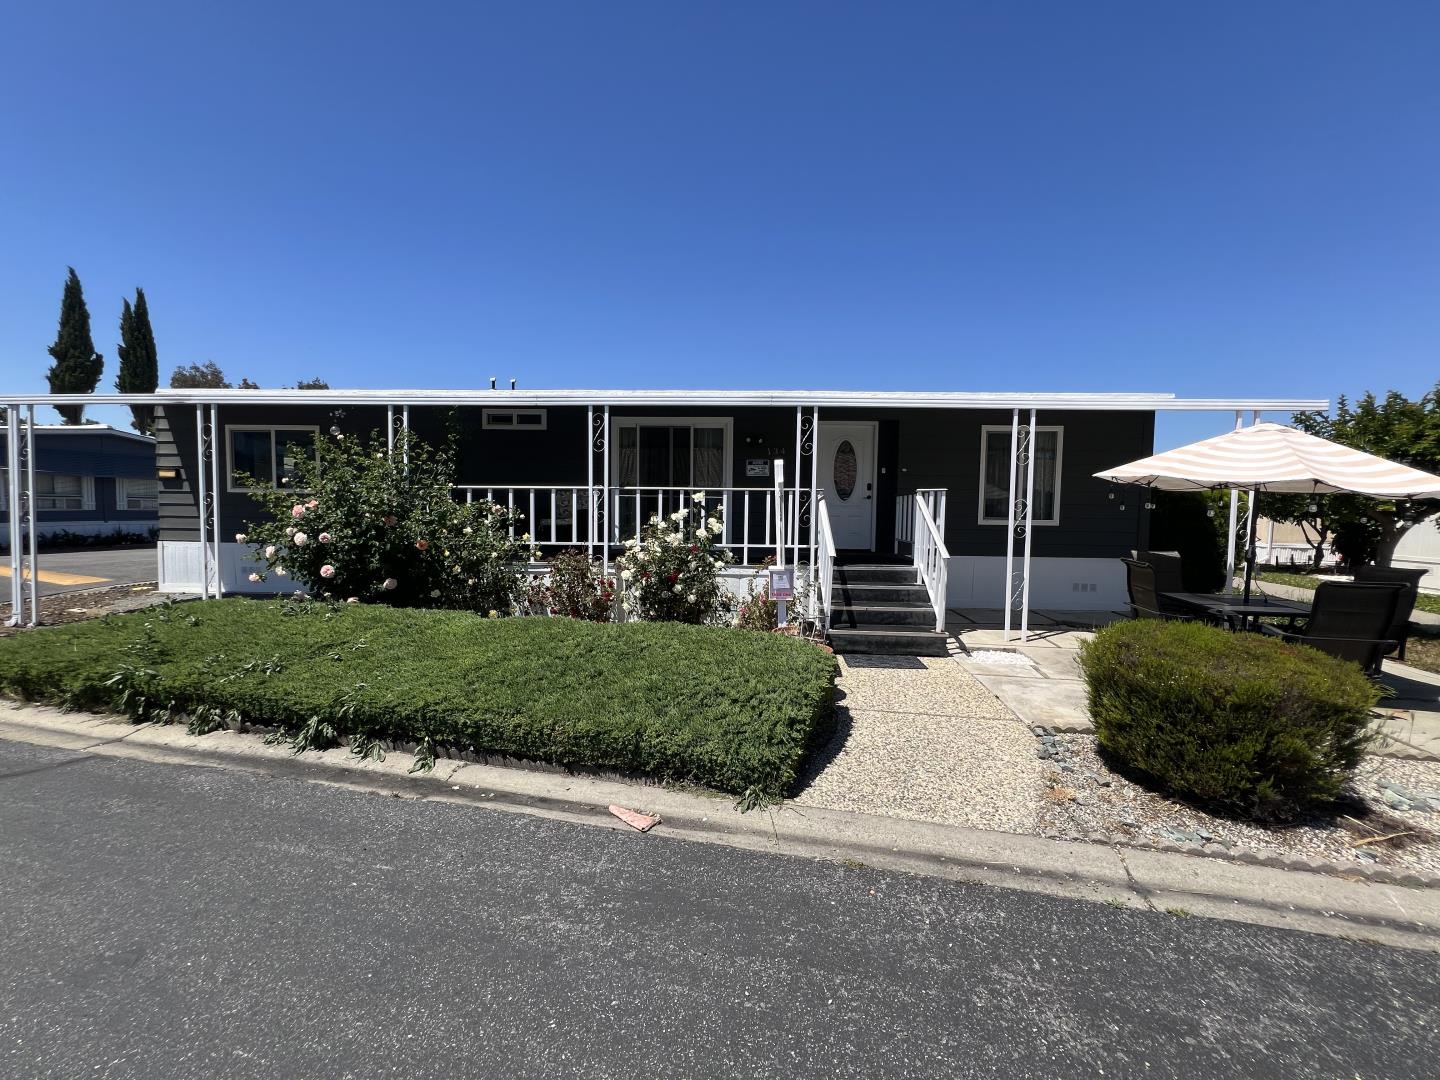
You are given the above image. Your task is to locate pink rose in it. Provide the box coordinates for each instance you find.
[415,539,429,551]
[293,531,308,546]
[247,572,260,583]
[318,532,332,543]
[306,498,318,509]
[291,505,305,518]
[382,577,398,590]
[320,564,335,578]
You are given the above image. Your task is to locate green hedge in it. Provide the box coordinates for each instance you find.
[1079,619,1379,819]
[0,599,837,800]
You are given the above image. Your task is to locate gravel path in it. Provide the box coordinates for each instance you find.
[792,655,1045,831]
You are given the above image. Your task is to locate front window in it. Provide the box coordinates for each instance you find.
[979,426,1062,525]
[228,427,318,490]
[615,422,726,488]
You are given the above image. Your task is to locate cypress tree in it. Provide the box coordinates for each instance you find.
[46,267,104,424]
[116,287,159,433]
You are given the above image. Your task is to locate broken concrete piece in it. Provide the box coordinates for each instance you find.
[608,804,660,832]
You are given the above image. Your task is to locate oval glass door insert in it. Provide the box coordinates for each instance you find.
[833,440,858,500]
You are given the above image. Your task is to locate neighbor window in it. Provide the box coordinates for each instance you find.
[1,472,94,511]
[227,427,318,490]
[482,409,547,430]
[979,426,1062,525]
[117,476,159,510]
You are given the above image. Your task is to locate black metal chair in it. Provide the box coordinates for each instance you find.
[1122,558,1190,621]
[1352,565,1427,661]
[1131,550,1186,595]
[1258,581,1404,676]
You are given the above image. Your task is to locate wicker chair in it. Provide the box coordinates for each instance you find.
[1259,581,1404,676]
[1352,565,1426,661]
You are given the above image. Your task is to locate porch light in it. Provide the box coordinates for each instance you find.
[157,467,179,479]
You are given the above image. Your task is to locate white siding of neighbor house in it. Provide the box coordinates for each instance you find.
[1394,513,1440,592]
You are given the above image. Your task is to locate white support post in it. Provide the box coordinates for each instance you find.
[1223,410,1242,593]
[1019,408,1038,642]
[601,404,610,572]
[1244,409,1259,571]
[1003,409,1019,638]
[210,404,223,597]
[387,405,395,454]
[774,457,787,628]
[586,404,595,558]
[196,405,209,600]
[792,406,803,569]
[808,405,819,604]
[25,406,38,625]
[6,406,23,626]
[402,405,410,469]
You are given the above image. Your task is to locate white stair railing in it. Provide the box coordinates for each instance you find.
[813,491,837,629]
[912,493,949,632]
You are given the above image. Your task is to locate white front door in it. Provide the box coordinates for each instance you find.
[817,422,876,550]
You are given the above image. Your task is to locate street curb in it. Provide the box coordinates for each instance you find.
[3,702,1440,953]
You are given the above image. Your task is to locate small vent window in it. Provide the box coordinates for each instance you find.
[483,409,547,430]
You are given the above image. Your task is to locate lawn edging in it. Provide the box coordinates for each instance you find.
[0,598,838,801]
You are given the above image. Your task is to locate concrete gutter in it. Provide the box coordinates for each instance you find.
[3,701,1439,954]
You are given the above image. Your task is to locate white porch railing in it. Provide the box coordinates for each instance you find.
[456,484,801,565]
[894,488,946,551]
[911,491,949,632]
[813,491,837,627]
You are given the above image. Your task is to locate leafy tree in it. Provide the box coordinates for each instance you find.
[1274,384,1440,567]
[295,377,330,390]
[115,288,159,433]
[46,267,104,423]
[169,361,232,389]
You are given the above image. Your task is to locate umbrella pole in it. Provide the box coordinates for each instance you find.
[1241,487,1259,604]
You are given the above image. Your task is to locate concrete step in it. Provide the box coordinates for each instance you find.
[829,604,937,628]
[836,565,920,586]
[833,582,931,605]
[827,626,951,657]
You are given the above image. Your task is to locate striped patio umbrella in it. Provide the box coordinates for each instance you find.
[1095,422,1440,599]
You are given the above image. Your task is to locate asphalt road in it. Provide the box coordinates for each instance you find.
[1,739,1436,1080]
[0,545,157,596]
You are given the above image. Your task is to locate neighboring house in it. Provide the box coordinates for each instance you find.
[0,424,156,545]
[128,388,1324,623]
[1394,512,1440,592]
[1253,517,1337,568]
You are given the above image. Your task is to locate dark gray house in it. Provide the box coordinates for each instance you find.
[121,387,1326,642]
[0,424,156,546]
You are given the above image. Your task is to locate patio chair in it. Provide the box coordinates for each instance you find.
[1131,550,1186,595]
[1352,565,1427,661]
[1258,581,1404,676]
[1122,558,1191,620]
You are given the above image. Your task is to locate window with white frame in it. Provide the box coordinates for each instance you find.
[482,408,547,430]
[227,426,318,491]
[117,476,159,510]
[979,425,1063,525]
[1,472,95,511]
[614,420,728,488]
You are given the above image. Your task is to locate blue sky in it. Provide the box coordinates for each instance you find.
[1,1,1436,449]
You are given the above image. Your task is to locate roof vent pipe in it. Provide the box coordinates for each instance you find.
[489,377,496,390]
[510,378,517,390]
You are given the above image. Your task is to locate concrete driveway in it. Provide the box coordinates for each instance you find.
[0,546,157,597]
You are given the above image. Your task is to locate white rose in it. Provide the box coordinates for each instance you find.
[692,491,706,503]
[687,593,696,603]
[621,569,633,581]
[673,584,682,594]
[706,517,721,531]
[292,531,308,546]
[275,567,287,577]
[235,533,247,544]
[264,545,277,558]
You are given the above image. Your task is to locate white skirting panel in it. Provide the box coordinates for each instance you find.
[945,555,1127,612]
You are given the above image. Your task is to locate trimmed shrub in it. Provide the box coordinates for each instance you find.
[1079,619,1380,819]
[0,599,836,799]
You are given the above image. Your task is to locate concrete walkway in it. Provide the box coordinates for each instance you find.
[945,607,1440,761]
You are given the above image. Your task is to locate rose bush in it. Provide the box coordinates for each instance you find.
[237,427,535,612]
[525,549,616,621]
[616,494,733,624]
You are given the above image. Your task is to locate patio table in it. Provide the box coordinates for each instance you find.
[1161,591,1312,632]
